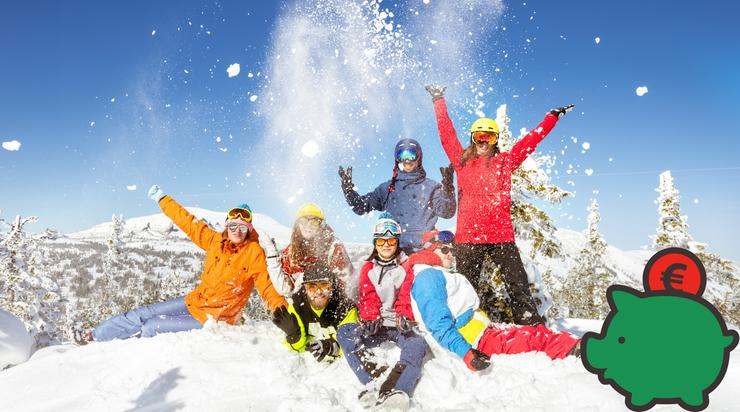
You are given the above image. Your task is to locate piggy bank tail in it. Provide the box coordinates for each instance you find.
[722,330,739,351]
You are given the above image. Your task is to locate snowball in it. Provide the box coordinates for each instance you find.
[693,198,700,204]
[594,36,601,44]
[585,168,594,176]
[151,30,156,36]
[126,185,137,191]
[636,86,648,96]
[301,140,320,158]
[227,63,240,78]
[216,136,222,143]
[0,309,33,369]
[2,140,21,151]
[582,142,590,151]
[89,121,95,127]
[423,0,430,4]
[249,95,258,102]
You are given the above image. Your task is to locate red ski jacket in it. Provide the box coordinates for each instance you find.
[357,255,408,325]
[433,97,559,244]
[394,249,441,320]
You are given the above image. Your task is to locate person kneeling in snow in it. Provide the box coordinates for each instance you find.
[75,185,288,344]
[271,263,357,362]
[402,230,580,372]
[336,215,427,410]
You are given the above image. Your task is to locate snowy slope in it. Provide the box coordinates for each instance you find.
[0,321,737,411]
[0,309,33,370]
[68,207,293,246]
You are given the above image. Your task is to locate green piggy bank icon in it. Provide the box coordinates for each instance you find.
[582,285,738,411]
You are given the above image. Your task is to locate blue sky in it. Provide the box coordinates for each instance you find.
[1,1,739,260]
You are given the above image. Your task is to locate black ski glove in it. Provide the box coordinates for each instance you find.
[306,339,340,362]
[463,348,491,371]
[358,318,383,338]
[272,306,301,344]
[549,104,575,118]
[338,165,354,194]
[395,315,416,334]
[440,165,455,196]
[425,84,446,101]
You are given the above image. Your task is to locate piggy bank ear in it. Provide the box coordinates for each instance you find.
[609,288,642,312]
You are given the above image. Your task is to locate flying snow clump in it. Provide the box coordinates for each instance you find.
[636,86,648,96]
[227,63,241,78]
[2,140,21,151]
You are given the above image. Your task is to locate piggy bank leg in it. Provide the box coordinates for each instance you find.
[679,391,707,409]
[627,392,653,410]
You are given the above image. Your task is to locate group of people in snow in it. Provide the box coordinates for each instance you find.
[75,86,577,409]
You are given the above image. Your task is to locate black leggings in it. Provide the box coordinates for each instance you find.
[455,242,545,325]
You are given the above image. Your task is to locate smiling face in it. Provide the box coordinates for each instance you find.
[297,216,322,239]
[226,220,250,244]
[305,280,333,310]
[433,244,455,269]
[401,159,419,172]
[374,237,399,260]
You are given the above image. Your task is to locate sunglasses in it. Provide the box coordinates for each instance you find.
[298,216,323,227]
[226,222,250,234]
[304,280,332,293]
[374,237,399,247]
[438,245,454,255]
[227,207,253,223]
[472,131,499,145]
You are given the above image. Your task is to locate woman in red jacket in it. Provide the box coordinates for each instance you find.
[425,84,573,325]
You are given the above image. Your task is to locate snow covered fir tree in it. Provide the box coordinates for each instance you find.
[556,199,614,318]
[652,170,739,324]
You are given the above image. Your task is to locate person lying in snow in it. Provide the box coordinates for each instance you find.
[336,214,427,410]
[74,185,287,344]
[401,230,580,372]
[260,203,353,300]
[425,84,575,326]
[271,263,357,362]
[338,138,456,255]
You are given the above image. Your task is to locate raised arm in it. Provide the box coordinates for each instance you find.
[426,85,464,168]
[250,242,289,312]
[156,191,218,251]
[339,166,386,215]
[509,104,574,169]
[429,170,456,219]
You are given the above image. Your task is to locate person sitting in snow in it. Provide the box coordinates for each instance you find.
[260,203,353,300]
[74,185,288,344]
[399,230,580,372]
[425,84,575,325]
[336,214,427,410]
[338,138,456,255]
[271,263,358,363]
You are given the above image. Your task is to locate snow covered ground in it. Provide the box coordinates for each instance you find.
[0,309,33,370]
[0,320,737,411]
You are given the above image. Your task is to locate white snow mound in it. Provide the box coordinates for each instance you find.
[0,320,737,411]
[0,309,33,370]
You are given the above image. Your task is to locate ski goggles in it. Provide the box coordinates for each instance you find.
[395,147,420,163]
[227,207,253,223]
[373,220,402,238]
[226,222,250,234]
[471,131,499,145]
[374,237,399,247]
[437,245,454,255]
[304,280,333,293]
[298,216,322,227]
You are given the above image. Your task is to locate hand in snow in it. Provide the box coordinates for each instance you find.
[306,339,340,362]
[272,307,301,344]
[147,185,165,202]
[463,348,491,371]
[358,318,382,338]
[395,315,416,334]
[440,165,455,195]
[338,166,354,193]
[549,104,575,118]
[425,84,446,101]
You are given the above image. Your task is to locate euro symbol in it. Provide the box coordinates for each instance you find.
[661,263,687,291]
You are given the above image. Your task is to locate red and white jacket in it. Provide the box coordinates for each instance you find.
[433,97,559,244]
[357,253,408,326]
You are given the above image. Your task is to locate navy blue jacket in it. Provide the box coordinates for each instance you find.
[343,169,456,251]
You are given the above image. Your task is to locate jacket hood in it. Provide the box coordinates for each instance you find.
[407,248,442,268]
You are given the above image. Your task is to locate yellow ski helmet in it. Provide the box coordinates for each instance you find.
[296,203,325,220]
[469,117,499,134]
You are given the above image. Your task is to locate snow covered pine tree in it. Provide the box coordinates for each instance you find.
[652,170,739,325]
[558,199,614,318]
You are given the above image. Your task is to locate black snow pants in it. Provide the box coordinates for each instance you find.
[454,242,545,325]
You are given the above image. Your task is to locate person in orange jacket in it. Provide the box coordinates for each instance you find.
[74,185,287,344]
